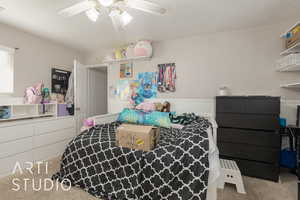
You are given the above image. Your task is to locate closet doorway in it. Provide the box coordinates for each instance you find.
[87,66,108,118]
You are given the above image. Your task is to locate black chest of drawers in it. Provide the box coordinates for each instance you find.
[216,96,281,182]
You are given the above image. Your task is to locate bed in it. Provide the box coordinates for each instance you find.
[53,112,220,200]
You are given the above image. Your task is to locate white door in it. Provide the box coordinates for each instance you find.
[74,60,88,134]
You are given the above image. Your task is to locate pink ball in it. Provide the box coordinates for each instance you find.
[83,119,94,127]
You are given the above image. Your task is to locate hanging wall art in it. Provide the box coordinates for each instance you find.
[137,72,158,99]
[157,63,176,93]
[116,80,131,100]
[120,63,133,79]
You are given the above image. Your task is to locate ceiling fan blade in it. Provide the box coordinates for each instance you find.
[59,0,97,17]
[0,7,5,12]
[109,10,124,31]
[125,0,166,15]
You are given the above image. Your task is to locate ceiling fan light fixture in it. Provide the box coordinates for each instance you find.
[98,0,114,7]
[121,11,133,26]
[86,8,99,22]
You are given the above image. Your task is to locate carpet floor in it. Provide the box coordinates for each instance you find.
[0,157,297,200]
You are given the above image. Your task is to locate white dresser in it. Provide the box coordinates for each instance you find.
[0,116,76,178]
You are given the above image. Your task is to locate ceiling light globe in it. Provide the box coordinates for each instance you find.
[98,0,114,7]
[121,11,133,26]
[86,8,99,22]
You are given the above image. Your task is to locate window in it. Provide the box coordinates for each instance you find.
[0,45,14,94]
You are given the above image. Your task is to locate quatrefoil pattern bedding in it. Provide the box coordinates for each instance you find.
[53,117,211,200]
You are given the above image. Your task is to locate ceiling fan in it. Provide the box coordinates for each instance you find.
[59,0,166,30]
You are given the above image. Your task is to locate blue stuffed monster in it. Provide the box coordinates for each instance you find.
[138,72,157,99]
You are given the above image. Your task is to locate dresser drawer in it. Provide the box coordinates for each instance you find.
[216,97,246,113]
[33,127,75,148]
[216,96,280,114]
[33,139,70,162]
[0,137,33,159]
[216,113,279,130]
[0,124,34,144]
[218,142,279,164]
[221,156,279,182]
[35,117,75,135]
[245,98,280,114]
[218,128,280,148]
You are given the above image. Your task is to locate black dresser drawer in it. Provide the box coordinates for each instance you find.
[216,113,279,130]
[218,128,280,148]
[221,156,279,182]
[216,96,280,182]
[216,96,280,114]
[245,98,280,114]
[216,97,247,113]
[218,142,279,164]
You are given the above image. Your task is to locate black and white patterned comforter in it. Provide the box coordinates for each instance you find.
[53,117,211,200]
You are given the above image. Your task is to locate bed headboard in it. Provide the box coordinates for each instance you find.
[108,98,215,118]
[91,98,217,136]
[148,98,215,118]
[91,113,119,125]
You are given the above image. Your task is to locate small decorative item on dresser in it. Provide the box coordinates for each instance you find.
[0,106,11,119]
[219,86,229,96]
[57,104,70,117]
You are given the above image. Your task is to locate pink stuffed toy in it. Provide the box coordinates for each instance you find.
[135,102,156,112]
[134,40,153,57]
[83,119,94,127]
[24,82,44,104]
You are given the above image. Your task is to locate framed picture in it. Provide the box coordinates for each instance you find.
[120,63,133,79]
[51,68,71,95]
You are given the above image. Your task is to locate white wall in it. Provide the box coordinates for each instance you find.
[0,23,85,97]
[87,20,300,103]
[87,68,107,117]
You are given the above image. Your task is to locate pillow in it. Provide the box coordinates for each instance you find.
[117,108,171,128]
[135,102,156,112]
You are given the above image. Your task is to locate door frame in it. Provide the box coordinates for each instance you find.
[85,63,109,117]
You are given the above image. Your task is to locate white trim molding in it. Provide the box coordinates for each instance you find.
[107,98,300,125]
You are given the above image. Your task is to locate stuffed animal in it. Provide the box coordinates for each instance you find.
[162,101,171,112]
[134,40,153,57]
[24,82,44,104]
[136,102,156,112]
[154,102,163,112]
[154,101,171,112]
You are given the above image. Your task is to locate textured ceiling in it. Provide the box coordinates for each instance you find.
[0,0,299,52]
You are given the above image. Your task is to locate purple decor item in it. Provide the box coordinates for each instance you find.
[57,104,69,117]
[84,119,94,127]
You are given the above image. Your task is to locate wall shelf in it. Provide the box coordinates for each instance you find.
[0,103,57,122]
[277,64,300,72]
[103,56,151,64]
[280,83,300,88]
[280,42,300,56]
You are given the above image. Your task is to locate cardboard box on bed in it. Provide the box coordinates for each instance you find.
[116,124,160,151]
